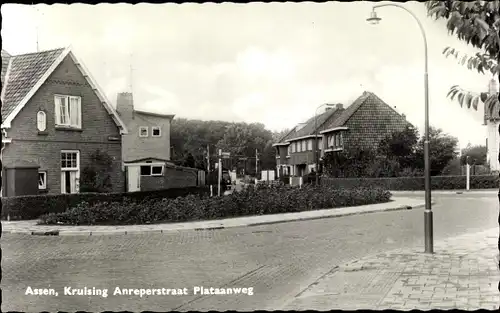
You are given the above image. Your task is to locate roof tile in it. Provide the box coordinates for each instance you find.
[1,48,65,121]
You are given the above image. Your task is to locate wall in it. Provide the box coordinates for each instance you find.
[3,55,124,194]
[116,93,173,162]
[342,96,408,151]
[140,166,199,191]
[486,121,499,171]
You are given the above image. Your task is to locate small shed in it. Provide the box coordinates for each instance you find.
[2,160,40,197]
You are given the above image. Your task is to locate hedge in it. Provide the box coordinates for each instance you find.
[1,186,211,221]
[321,175,499,190]
[38,184,392,226]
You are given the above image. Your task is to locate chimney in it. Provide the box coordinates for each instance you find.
[296,122,307,131]
[336,103,343,110]
[116,92,134,121]
[402,113,406,120]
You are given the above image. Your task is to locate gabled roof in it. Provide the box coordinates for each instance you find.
[275,91,406,143]
[1,49,12,84]
[1,47,128,134]
[279,106,345,142]
[322,91,373,129]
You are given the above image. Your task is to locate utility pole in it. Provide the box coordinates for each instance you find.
[255,149,258,178]
[218,149,222,196]
[207,145,212,197]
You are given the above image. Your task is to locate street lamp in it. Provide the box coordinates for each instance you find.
[367,4,433,254]
[314,103,336,185]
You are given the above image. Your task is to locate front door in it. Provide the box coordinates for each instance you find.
[127,166,141,192]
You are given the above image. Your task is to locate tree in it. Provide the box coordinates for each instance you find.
[426,1,499,113]
[377,125,420,169]
[460,144,487,165]
[414,127,460,176]
[426,1,500,266]
[80,149,113,193]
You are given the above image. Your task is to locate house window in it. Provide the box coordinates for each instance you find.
[37,111,47,131]
[140,165,164,176]
[287,145,291,156]
[328,135,335,148]
[152,126,161,137]
[307,139,313,151]
[151,165,163,176]
[296,141,301,152]
[301,140,306,151]
[317,138,323,150]
[139,126,148,137]
[55,95,81,128]
[332,133,344,149]
[61,150,80,194]
[38,171,47,190]
[291,143,295,153]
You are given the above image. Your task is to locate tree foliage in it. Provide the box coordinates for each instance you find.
[460,144,487,165]
[426,0,500,113]
[170,118,282,171]
[80,149,113,193]
[323,126,458,177]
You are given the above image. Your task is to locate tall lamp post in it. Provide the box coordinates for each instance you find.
[367,4,433,254]
[314,103,336,185]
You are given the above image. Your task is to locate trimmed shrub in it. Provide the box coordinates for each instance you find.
[321,175,499,190]
[1,186,211,221]
[38,184,392,226]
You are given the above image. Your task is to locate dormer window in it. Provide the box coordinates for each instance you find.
[139,126,148,137]
[37,111,47,131]
[152,126,161,137]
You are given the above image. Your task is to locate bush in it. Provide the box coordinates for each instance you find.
[38,184,392,226]
[1,186,211,221]
[321,175,499,190]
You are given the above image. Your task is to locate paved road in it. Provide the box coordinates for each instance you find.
[2,193,497,311]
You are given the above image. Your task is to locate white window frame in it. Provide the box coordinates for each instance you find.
[307,139,313,151]
[140,164,164,176]
[37,111,47,132]
[151,126,161,137]
[54,95,82,129]
[287,145,291,156]
[60,150,80,194]
[151,165,164,176]
[139,126,149,137]
[38,171,47,190]
[301,140,306,151]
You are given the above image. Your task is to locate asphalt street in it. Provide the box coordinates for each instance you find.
[2,192,497,311]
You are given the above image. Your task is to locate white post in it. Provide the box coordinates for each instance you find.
[299,176,303,188]
[210,185,213,197]
[466,163,470,191]
[218,149,222,196]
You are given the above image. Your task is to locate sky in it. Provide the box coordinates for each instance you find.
[1,1,494,149]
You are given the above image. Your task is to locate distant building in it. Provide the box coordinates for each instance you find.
[273,91,412,177]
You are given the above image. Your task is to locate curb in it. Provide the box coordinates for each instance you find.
[3,201,429,237]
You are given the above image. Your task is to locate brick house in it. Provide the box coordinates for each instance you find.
[273,91,411,177]
[1,47,128,196]
[115,92,202,191]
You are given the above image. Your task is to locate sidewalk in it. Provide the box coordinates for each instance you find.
[283,228,499,310]
[390,189,498,195]
[2,196,425,236]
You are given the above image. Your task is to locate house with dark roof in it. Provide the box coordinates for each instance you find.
[115,92,203,192]
[273,91,412,178]
[1,47,128,196]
